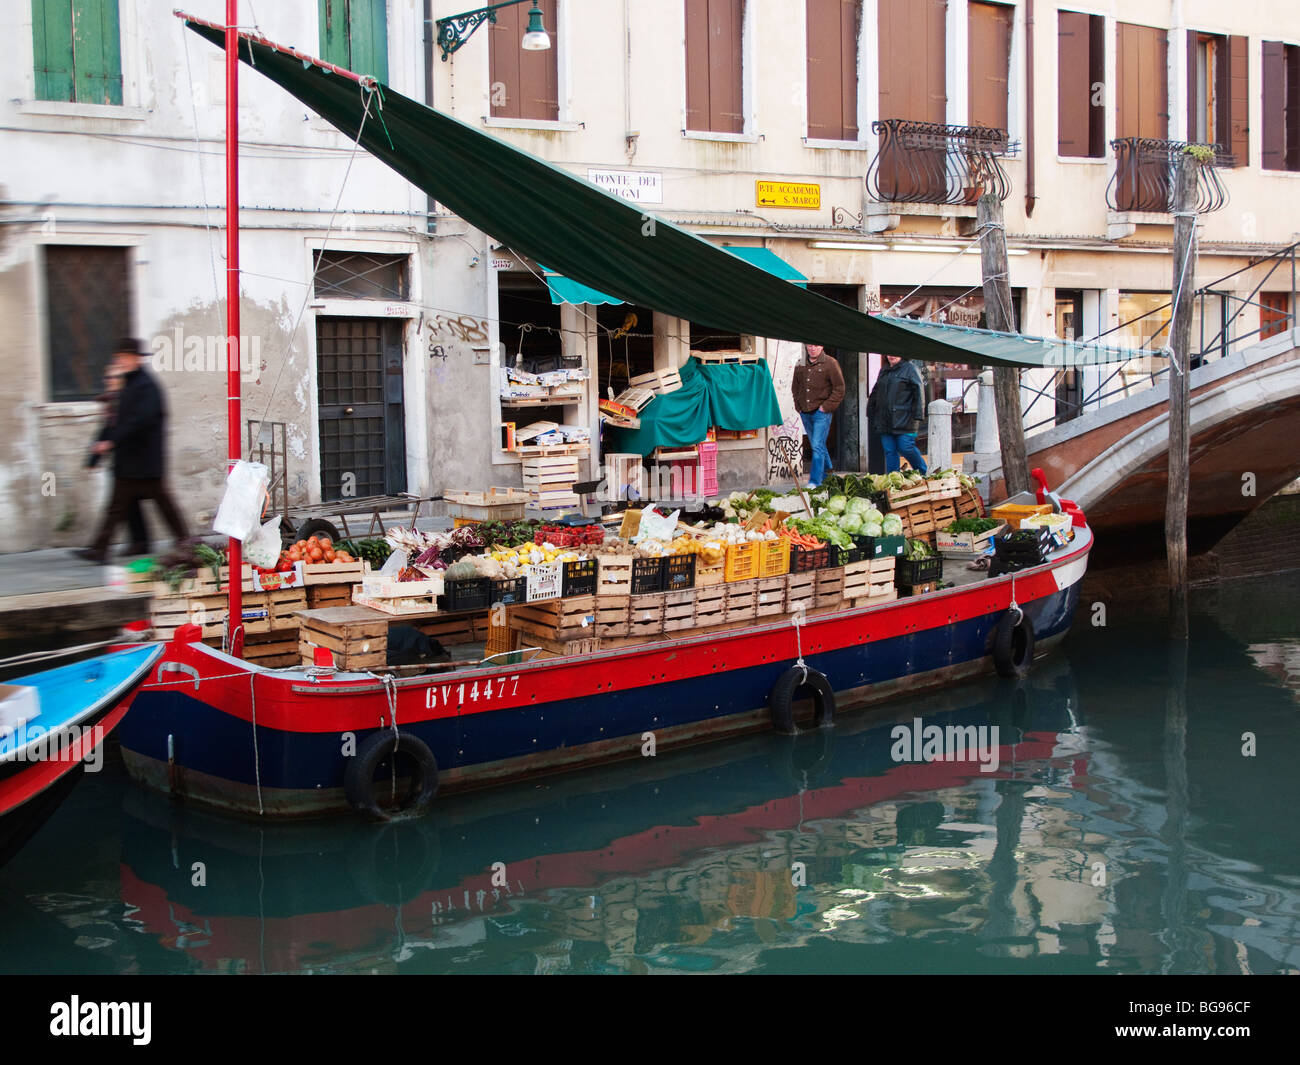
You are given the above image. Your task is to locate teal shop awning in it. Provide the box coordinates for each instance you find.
[541,266,623,306]
[720,247,808,287]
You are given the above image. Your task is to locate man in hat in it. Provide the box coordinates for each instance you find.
[76,338,189,562]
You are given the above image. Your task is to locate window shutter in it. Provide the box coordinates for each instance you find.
[1186,31,1199,145]
[839,0,859,140]
[1118,22,1168,140]
[684,0,710,130]
[350,0,389,84]
[925,0,948,123]
[71,0,122,105]
[32,0,75,102]
[1288,46,1300,171]
[318,0,349,70]
[1262,41,1285,170]
[807,0,847,139]
[1228,35,1248,164]
[710,0,744,134]
[490,0,557,121]
[1057,11,1091,155]
[968,2,1012,131]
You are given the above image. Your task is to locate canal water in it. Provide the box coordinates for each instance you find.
[2,571,1297,975]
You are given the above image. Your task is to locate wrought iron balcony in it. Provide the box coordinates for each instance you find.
[865,120,1013,207]
[1106,138,1231,214]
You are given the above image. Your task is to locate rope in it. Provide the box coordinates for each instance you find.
[791,605,808,682]
[380,673,399,808]
[0,638,126,670]
[1163,221,1200,377]
[888,221,1001,312]
[248,670,264,816]
[1008,571,1023,625]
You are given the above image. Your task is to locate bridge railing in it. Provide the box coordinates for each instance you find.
[1020,241,1298,436]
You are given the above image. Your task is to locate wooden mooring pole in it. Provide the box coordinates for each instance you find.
[1167,153,1198,640]
[978,194,1031,498]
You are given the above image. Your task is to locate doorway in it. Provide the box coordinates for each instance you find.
[806,284,862,473]
[316,317,407,500]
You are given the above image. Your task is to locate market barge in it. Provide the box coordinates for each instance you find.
[118,528,1089,818]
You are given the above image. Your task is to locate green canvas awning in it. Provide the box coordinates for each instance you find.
[184,17,1142,369]
[541,267,622,306]
[720,247,808,286]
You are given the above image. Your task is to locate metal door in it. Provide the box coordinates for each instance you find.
[316,317,406,501]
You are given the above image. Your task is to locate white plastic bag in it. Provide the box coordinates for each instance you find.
[634,508,681,544]
[213,461,269,541]
[244,517,282,569]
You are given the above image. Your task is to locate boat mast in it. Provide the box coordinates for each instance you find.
[225,0,243,656]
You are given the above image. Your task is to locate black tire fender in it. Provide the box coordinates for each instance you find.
[993,609,1036,679]
[769,666,836,735]
[347,818,442,906]
[295,517,342,545]
[345,729,440,821]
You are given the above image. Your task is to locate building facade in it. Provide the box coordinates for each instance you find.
[2,0,1297,551]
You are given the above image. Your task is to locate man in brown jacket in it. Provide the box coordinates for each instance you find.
[791,344,845,487]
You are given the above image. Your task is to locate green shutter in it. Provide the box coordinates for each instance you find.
[350,0,389,83]
[318,0,350,70]
[72,0,122,105]
[32,0,75,102]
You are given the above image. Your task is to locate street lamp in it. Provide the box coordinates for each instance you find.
[436,2,551,61]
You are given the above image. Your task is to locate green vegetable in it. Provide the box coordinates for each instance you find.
[905,538,934,561]
[862,522,883,538]
[881,514,904,536]
[944,517,1001,535]
[826,495,848,514]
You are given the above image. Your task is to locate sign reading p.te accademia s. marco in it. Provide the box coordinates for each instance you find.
[755,181,821,210]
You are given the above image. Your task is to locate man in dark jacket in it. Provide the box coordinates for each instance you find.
[791,344,845,488]
[867,355,928,474]
[76,338,189,562]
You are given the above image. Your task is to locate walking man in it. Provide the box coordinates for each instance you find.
[76,338,189,562]
[792,343,844,489]
[867,354,928,475]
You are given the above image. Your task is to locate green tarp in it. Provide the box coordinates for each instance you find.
[604,358,783,456]
[186,19,1140,369]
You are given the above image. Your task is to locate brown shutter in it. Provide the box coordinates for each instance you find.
[1228,35,1249,164]
[712,0,745,134]
[1058,11,1091,155]
[1262,41,1285,169]
[1288,46,1300,170]
[1117,22,1168,139]
[839,0,859,140]
[1088,14,1105,154]
[808,0,859,140]
[925,0,948,123]
[969,2,1012,130]
[685,0,709,131]
[878,0,945,122]
[489,0,558,120]
[1186,31,1199,144]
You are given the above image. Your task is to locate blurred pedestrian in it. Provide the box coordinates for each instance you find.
[75,338,188,563]
[88,361,150,555]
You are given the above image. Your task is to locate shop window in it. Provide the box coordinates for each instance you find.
[685,0,745,134]
[1262,41,1300,172]
[313,251,408,301]
[44,245,133,402]
[489,0,558,121]
[1188,32,1247,162]
[318,0,389,83]
[806,0,859,141]
[32,0,123,105]
[1057,10,1105,157]
[968,2,1013,132]
[1261,291,1291,339]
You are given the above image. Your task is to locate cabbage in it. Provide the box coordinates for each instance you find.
[839,514,863,533]
[882,514,904,536]
[862,522,883,538]
[826,495,849,514]
[845,497,871,516]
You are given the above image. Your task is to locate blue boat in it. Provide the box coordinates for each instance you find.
[0,644,162,869]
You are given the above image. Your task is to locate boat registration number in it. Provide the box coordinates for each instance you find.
[425,674,521,710]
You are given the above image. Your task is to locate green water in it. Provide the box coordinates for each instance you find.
[2,572,1298,975]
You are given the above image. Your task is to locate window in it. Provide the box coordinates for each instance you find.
[1188,32,1247,162]
[877,0,946,123]
[318,0,388,83]
[1262,42,1300,172]
[1261,292,1291,338]
[806,0,859,141]
[32,0,123,105]
[489,0,558,121]
[1057,10,1104,156]
[968,2,1012,132]
[1116,22,1169,140]
[43,245,133,402]
[685,0,745,134]
[313,251,408,300]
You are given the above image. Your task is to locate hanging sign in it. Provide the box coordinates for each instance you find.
[587,168,664,203]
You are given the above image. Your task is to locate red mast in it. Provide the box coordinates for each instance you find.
[224,0,243,656]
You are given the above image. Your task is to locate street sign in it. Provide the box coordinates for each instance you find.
[755,181,821,210]
[588,168,664,203]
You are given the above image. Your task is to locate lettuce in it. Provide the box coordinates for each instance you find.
[882,513,904,536]
[826,495,849,514]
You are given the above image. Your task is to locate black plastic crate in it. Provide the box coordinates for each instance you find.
[439,577,492,612]
[561,558,598,597]
[993,528,1051,564]
[790,544,831,572]
[630,556,665,595]
[829,542,863,566]
[896,556,944,587]
[869,490,892,514]
[663,553,696,591]
[490,576,527,606]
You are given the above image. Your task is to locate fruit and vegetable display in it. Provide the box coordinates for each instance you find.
[534,523,604,548]
[335,538,394,569]
[905,538,936,561]
[942,517,1001,535]
[275,534,354,573]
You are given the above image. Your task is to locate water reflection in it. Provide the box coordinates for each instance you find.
[3,575,1300,974]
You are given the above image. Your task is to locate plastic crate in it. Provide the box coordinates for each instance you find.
[698,442,719,497]
[723,542,760,582]
[440,577,492,612]
[859,534,906,558]
[561,558,598,597]
[662,553,696,591]
[490,576,527,606]
[630,556,665,594]
[757,538,790,577]
[829,542,863,566]
[895,556,944,587]
[789,543,831,572]
[990,502,1053,530]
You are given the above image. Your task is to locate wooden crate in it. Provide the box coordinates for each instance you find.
[930,501,958,531]
[629,367,683,395]
[597,555,633,596]
[303,561,366,586]
[240,626,302,669]
[725,579,758,623]
[510,595,598,642]
[956,487,986,519]
[936,522,1006,557]
[693,584,727,628]
[307,583,355,609]
[755,576,787,617]
[444,487,531,522]
[628,593,665,637]
[849,587,900,608]
[417,612,482,647]
[814,567,845,608]
[844,557,896,600]
[695,564,725,587]
[902,501,936,539]
[297,606,388,671]
[886,483,931,509]
[901,581,937,597]
[663,589,696,632]
[152,587,306,641]
[528,635,602,658]
[595,596,631,637]
[351,591,438,616]
[613,386,656,412]
[786,571,816,613]
[927,475,961,500]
